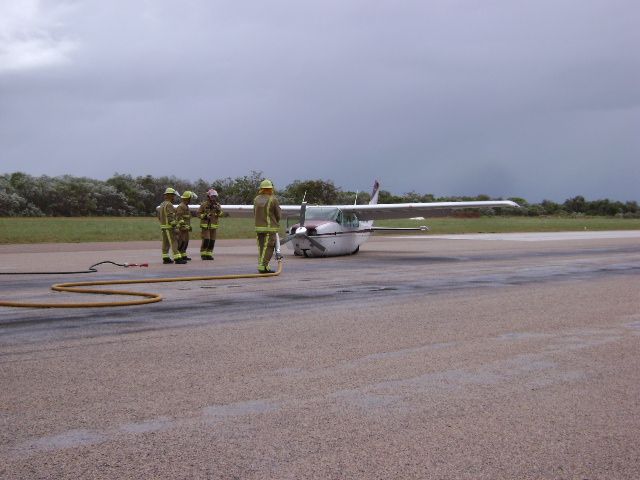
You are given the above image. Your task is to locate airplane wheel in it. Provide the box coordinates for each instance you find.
[351,246,359,255]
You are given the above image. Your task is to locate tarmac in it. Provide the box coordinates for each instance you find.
[1,232,639,479]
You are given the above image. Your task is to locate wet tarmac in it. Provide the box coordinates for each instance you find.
[1,233,639,479]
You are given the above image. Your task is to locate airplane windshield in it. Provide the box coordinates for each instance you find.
[305,207,341,222]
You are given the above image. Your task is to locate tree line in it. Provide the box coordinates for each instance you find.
[1,171,638,218]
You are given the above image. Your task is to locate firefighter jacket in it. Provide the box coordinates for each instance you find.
[198,199,222,230]
[176,202,192,231]
[253,193,281,233]
[158,200,177,230]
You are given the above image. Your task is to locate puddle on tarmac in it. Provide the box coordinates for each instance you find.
[120,416,173,434]
[17,429,105,455]
[334,390,403,411]
[274,367,306,376]
[203,399,281,419]
[347,342,456,366]
[498,332,550,341]
[335,353,566,412]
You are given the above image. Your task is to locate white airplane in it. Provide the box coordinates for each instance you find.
[200,181,519,258]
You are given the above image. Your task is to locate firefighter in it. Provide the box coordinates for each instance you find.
[158,187,186,264]
[253,179,281,273]
[176,191,197,261]
[198,189,222,260]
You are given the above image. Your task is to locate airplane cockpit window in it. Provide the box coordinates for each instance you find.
[305,207,340,222]
[343,213,359,228]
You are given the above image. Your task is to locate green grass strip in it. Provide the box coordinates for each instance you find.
[0,216,638,244]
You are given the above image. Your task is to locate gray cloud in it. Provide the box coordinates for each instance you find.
[1,0,638,201]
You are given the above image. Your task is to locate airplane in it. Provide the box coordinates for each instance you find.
[189,181,519,258]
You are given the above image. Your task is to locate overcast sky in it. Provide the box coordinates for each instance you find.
[1,0,638,201]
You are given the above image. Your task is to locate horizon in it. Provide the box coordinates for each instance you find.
[2,170,638,204]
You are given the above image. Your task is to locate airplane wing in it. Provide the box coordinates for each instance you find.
[214,205,302,218]
[335,200,519,221]
[214,200,518,220]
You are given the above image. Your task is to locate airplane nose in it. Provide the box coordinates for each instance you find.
[296,226,307,235]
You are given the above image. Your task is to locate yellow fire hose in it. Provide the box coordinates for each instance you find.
[0,260,282,309]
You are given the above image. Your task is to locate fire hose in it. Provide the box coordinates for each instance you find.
[0,234,284,308]
[0,260,150,276]
[0,259,282,308]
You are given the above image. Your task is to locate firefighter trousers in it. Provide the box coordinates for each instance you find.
[161,228,181,260]
[256,232,276,271]
[200,228,217,259]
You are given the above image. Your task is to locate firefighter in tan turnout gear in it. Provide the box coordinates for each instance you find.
[198,189,222,260]
[157,187,186,264]
[253,179,281,273]
[176,191,197,262]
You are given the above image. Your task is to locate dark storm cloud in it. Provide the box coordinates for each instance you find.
[1,0,638,201]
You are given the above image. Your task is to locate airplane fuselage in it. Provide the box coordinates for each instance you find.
[288,219,373,257]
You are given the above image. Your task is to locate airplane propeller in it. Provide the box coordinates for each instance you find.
[281,202,326,252]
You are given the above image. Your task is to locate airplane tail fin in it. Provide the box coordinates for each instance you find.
[369,180,380,205]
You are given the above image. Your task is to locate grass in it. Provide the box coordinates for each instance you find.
[0,216,638,244]
[0,217,256,244]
